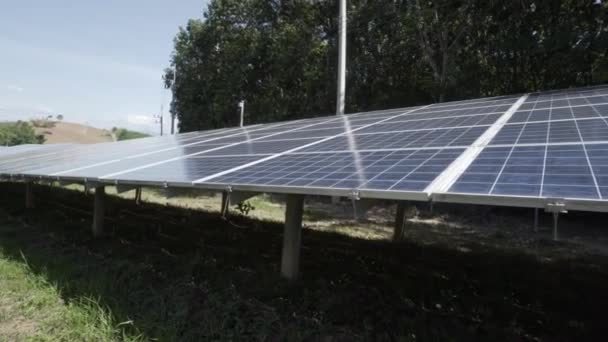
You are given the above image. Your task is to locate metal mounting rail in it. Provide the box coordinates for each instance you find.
[425,94,529,195]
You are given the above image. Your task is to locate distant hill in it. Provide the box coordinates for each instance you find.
[34,122,114,144]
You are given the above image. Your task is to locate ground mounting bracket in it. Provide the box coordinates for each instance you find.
[220,186,259,218]
[348,190,361,201]
[230,190,259,204]
[544,198,567,214]
[84,180,102,194]
[544,198,567,241]
[349,190,380,221]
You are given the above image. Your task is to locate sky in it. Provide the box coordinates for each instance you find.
[0,0,208,134]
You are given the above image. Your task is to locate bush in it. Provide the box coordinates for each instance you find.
[0,121,45,146]
[113,128,150,141]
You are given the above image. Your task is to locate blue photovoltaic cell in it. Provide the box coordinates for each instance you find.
[508,104,608,124]
[355,113,501,134]
[298,126,489,152]
[588,144,608,198]
[490,118,608,146]
[0,118,336,177]
[206,148,464,191]
[102,156,265,184]
[449,87,608,199]
[449,143,606,200]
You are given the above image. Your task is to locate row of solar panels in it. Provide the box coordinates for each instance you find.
[1,84,607,212]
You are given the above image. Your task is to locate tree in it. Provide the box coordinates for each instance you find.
[0,121,44,146]
[408,0,476,102]
[166,0,608,133]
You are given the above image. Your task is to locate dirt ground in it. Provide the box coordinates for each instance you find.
[1,183,608,341]
[35,122,114,144]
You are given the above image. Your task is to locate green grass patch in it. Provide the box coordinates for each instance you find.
[0,183,607,340]
[0,243,142,341]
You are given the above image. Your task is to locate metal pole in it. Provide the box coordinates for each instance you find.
[171,68,176,135]
[534,208,539,232]
[238,101,245,127]
[553,212,559,241]
[135,187,142,205]
[159,107,164,137]
[25,182,34,209]
[93,186,105,237]
[393,201,406,241]
[221,191,231,218]
[336,0,347,116]
[281,194,305,280]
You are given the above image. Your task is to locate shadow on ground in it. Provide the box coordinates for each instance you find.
[1,183,608,341]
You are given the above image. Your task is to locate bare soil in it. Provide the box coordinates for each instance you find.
[36,122,114,144]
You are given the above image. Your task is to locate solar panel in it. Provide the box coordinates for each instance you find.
[90,98,519,199]
[206,148,464,192]
[444,85,608,204]
[3,85,608,212]
[0,144,77,161]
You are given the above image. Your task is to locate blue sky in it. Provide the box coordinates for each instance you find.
[0,0,208,134]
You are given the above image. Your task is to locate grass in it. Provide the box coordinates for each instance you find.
[0,183,608,341]
[0,247,138,341]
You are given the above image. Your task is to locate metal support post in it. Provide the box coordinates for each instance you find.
[545,200,566,242]
[238,101,245,127]
[393,201,407,241]
[135,187,142,205]
[92,186,105,237]
[552,212,559,241]
[534,208,539,232]
[221,191,230,218]
[25,182,34,209]
[281,194,305,280]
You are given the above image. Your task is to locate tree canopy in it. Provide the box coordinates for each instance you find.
[165,0,608,133]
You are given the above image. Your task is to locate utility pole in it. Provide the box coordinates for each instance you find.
[155,107,164,136]
[336,0,347,116]
[238,100,245,127]
[170,68,176,134]
[159,113,163,136]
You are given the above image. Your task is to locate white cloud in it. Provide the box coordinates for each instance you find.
[6,85,24,92]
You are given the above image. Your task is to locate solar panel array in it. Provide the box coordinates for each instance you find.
[1,85,608,211]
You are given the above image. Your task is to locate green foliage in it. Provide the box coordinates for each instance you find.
[235,201,256,215]
[0,121,45,146]
[112,128,150,141]
[166,0,607,132]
